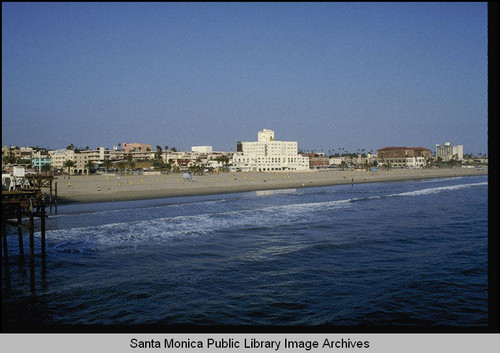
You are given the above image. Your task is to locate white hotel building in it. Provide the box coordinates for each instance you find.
[232,129,309,172]
[435,142,464,161]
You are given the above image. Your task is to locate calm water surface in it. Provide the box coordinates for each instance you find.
[2,175,488,329]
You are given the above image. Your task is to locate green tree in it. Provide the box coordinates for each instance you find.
[153,159,167,171]
[102,159,112,173]
[117,161,127,174]
[155,146,163,160]
[17,159,31,166]
[215,155,230,166]
[152,159,161,170]
[4,155,17,165]
[126,153,134,171]
[126,154,136,171]
[41,164,52,173]
[63,160,76,175]
[85,160,94,175]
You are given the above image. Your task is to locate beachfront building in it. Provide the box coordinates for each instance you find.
[32,153,52,171]
[49,149,90,174]
[329,156,346,166]
[435,142,463,161]
[376,147,431,169]
[164,149,232,171]
[191,146,213,153]
[80,147,111,165]
[3,146,33,161]
[48,149,71,171]
[122,142,152,153]
[232,129,309,172]
[301,153,330,169]
[109,149,154,161]
[2,146,28,168]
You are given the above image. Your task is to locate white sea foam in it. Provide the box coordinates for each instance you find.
[392,182,487,197]
[44,180,487,252]
[45,197,356,251]
[418,177,463,183]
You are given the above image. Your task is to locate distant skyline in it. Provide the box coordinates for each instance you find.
[2,3,488,154]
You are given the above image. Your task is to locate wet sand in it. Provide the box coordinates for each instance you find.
[47,168,487,204]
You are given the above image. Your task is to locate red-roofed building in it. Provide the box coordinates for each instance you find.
[376,147,431,168]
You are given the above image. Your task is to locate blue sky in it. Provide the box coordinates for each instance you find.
[2,2,488,154]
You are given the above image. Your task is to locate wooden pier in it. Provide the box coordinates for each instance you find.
[2,187,49,293]
[26,174,58,214]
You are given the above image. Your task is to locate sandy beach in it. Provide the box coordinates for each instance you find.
[43,167,487,204]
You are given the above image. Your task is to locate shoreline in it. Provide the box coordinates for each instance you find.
[46,168,488,205]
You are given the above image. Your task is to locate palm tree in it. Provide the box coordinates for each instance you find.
[85,160,94,175]
[63,160,75,175]
[155,146,163,160]
[102,159,112,173]
[126,154,135,172]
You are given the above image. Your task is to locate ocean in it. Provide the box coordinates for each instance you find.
[1,175,488,330]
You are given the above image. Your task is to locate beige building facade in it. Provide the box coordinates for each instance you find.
[232,129,309,172]
[49,149,90,174]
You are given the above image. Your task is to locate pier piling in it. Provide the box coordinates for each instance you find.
[2,218,11,290]
[17,206,24,264]
[2,186,49,293]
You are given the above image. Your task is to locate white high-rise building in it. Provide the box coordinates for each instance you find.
[232,129,309,172]
[435,142,464,161]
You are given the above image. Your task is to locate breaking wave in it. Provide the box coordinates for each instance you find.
[43,180,487,253]
[392,182,487,197]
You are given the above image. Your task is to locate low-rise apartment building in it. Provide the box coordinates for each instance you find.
[377,147,431,168]
[302,153,330,169]
[49,149,90,174]
[122,142,152,153]
[32,153,52,170]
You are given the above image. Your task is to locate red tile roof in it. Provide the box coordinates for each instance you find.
[377,147,431,151]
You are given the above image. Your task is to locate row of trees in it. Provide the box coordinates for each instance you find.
[299,148,375,158]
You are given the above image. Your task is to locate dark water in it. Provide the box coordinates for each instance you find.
[2,175,488,329]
